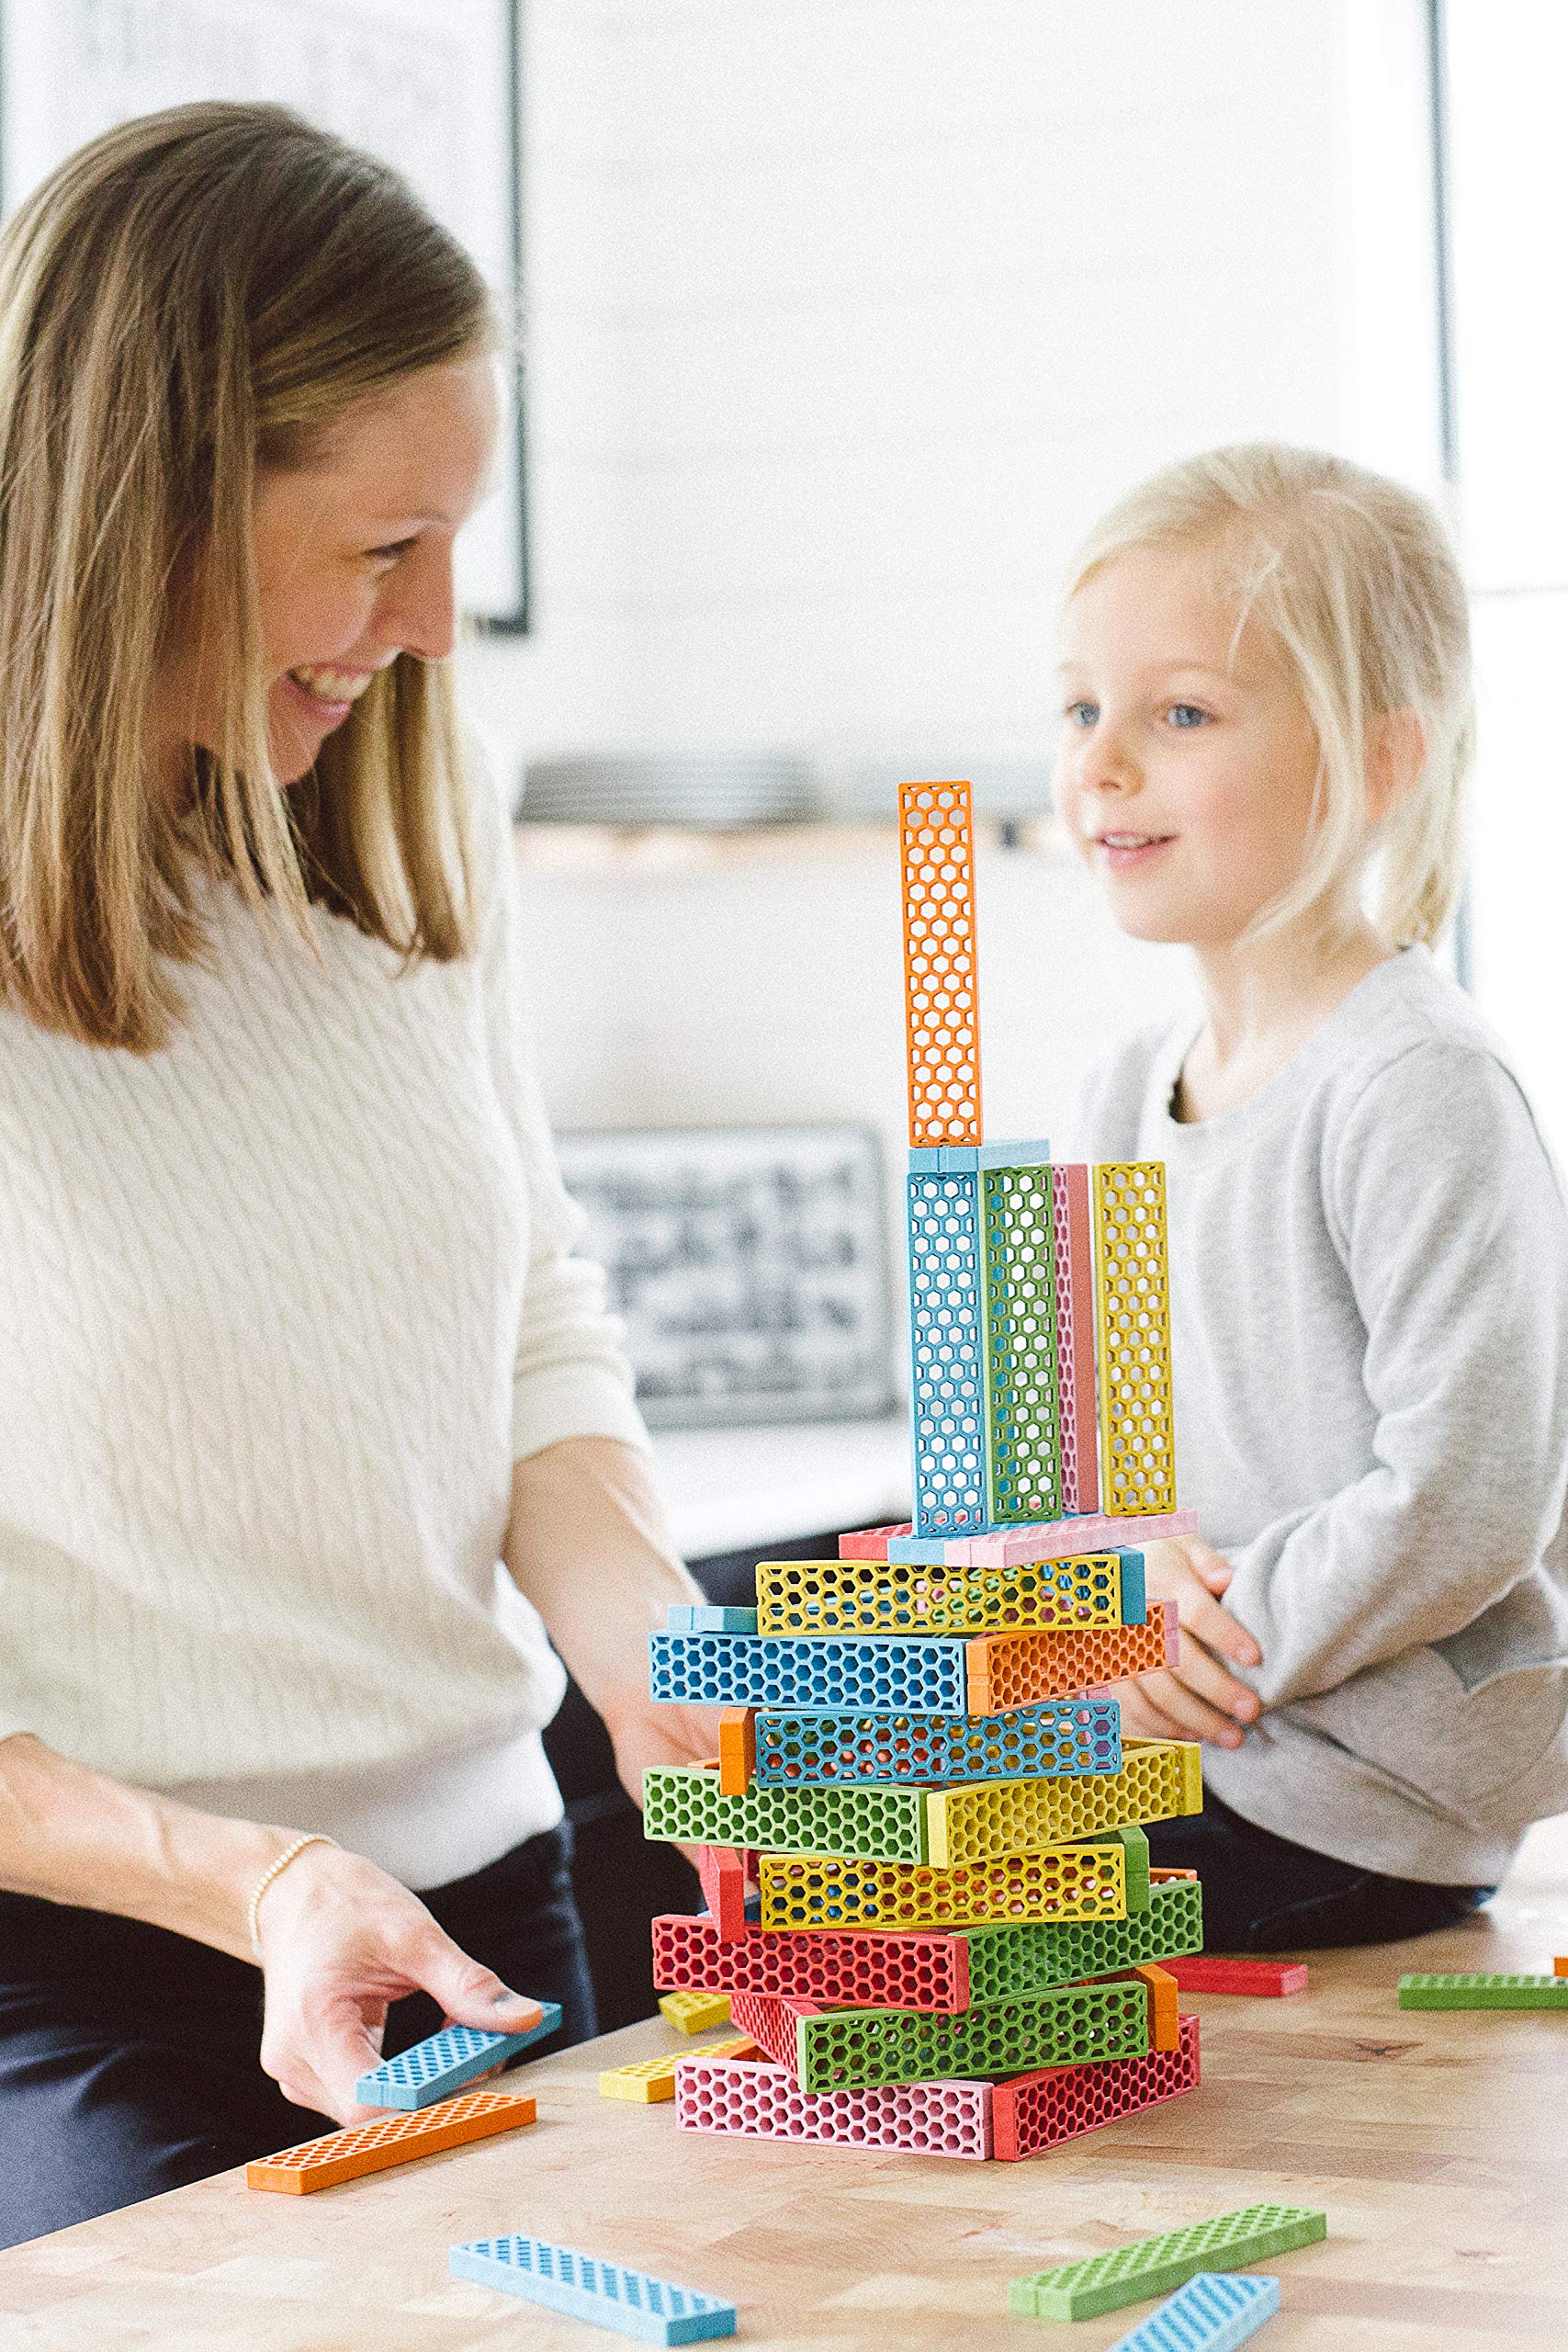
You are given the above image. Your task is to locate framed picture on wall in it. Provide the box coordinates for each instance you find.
[556,1124,897,1430]
[0,0,528,630]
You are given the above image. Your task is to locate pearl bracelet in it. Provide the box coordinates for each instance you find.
[247,1832,337,1961]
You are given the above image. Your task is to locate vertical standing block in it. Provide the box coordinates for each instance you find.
[899,780,981,1149]
[908,1162,988,1536]
[716,1709,754,1795]
[1053,1161,1100,1513]
[1092,1161,1178,1516]
[981,1160,1065,1527]
[696,1846,755,1943]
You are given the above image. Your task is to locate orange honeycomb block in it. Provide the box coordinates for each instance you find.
[964,1602,1176,1714]
[1556,1956,1568,1977]
[900,781,981,1148]
[718,1709,755,1796]
[246,2089,536,2194]
[1100,1963,1180,2052]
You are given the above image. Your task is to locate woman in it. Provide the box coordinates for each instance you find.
[0,101,712,2247]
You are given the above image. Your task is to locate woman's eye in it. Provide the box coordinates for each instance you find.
[1065,699,1098,729]
[1166,702,1210,728]
[368,537,418,563]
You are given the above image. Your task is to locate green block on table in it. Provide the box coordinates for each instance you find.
[1007,2203,1326,2323]
[1398,1972,1568,2009]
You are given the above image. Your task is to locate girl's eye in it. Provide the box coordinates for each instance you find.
[1166,702,1211,729]
[1065,699,1099,729]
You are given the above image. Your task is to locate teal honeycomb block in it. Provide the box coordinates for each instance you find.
[356,2008,560,2109]
[908,1167,988,1536]
[666,1605,758,1633]
[450,2236,735,2344]
[1397,1973,1568,2009]
[1119,1548,1147,1622]
[1008,2205,1326,2322]
[792,1973,1147,2092]
[982,1162,1066,1527]
[641,1764,928,1864]
[964,1877,1203,2001]
[753,1697,1121,1786]
[1105,2272,1280,2352]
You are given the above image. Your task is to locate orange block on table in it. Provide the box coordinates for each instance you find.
[246,2088,536,2194]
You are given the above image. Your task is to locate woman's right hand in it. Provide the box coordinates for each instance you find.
[251,1838,545,2125]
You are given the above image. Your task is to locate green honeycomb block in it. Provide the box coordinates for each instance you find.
[1398,1973,1568,2009]
[963,1877,1203,2002]
[793,1974,1147,2092]
[1008,2203,1327,2321]
[982,1163,1066,1527]
[1120,1823,1151,1913]
[641,1765,927,1865]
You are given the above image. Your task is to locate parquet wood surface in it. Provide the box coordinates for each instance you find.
[4,1823,1568,2347]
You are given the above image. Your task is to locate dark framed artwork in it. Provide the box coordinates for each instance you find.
[0,0,528,629]
[556,1124,897,1431]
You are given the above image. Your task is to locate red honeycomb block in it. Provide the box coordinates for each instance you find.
[246,2090,536,2193]
[717,1710,754,1795]
[1164,1956,1308,1997]
[1053,1162,1100,1514]
[651,1912,970,2013]
[696,1845,755,1943]
[838,1524,908,1561]
[965,1602,1177,1713]
[992,2012,1200,2161]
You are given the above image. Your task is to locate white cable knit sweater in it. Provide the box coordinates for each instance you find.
[0,784,648,1888]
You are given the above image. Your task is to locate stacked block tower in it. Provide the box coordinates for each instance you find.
[643,781,1210,2161]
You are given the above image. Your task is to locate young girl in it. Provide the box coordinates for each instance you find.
[1058,443,1568,1951]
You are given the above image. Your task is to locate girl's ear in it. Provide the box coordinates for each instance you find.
[1367,707,1425,822]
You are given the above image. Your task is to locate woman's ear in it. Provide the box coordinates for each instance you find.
[1367,707,1425,822]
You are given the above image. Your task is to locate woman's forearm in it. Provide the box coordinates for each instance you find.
[502,1434,701,1708]
[0,1732,299,1962]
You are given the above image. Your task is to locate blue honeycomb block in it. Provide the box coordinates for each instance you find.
[450,2235,736,2344]
[1120,1549,1147,1623]
[1105,2271,1280,2352]
[649,1629,967,1713]
[666,1604,758,1634]
[885,1535,956,1564]
[355,2007,561,2110]
[908,1168,989,1537]
[753,1696,1122,1785]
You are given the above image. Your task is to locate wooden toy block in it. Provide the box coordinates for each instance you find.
[246,2089,536,2193]
[649,1627,968,1713]
[924,1738,1201,1869]
[732,1975,1149,2094]
[1102,2269,1280,2352]
[1398,1972,1568,2008]
[666,1604,757,1634]
[716,1709,754,1794]
[696,1846,751,1943]
[982,1159,1065,1526]
[753,1695,1122,1787]
[675,2044,993,2159]
[449,2234,737,2344]
[964,1603,1177,1714]
[992,2012,1201,2161]
[658,1990,731,2034]
[642,1762,929,1864]
[1166,1956,1308,1997]
[1054,1160,1100,1513]
[600,2038,756,2103]
[908,1164,988,1536]
[355,2007,560,2110]
[754,1550,1134,1637]
[758,1834,1130,1931]
[1092,1161,1178,1517]
[1008,2202,1325,2321]
[899,779,981,1150]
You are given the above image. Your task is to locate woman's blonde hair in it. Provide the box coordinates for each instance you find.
[0,101,496,1051]
[1063,443,1474,948]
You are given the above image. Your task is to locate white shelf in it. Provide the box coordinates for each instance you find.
[649,1411,909,1561]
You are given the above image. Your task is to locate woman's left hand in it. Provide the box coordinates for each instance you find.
[599,1692,725,1808]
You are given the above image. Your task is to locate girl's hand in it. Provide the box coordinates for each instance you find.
[1113,1537,1263,1749]
[253,1840,547,2127]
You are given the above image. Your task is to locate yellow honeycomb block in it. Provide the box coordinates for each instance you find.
[759,1838,1127,1931]
[1092,1162,1178,1516]
[599,2034,755,2103]
[754,1553,1124,1637]
[924,1739,1201,1870]
[657,1990,732,2034]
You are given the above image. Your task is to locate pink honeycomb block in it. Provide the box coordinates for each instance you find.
[992,2011,1200,2160]
[1053,1161,1100,1514]
[651,1912,970,2013]
[673,2046,991,2159]
[948,1511,1198,1568]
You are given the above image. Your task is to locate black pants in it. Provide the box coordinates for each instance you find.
[0,1823,594,2253]
[1145,1790,1495,1951]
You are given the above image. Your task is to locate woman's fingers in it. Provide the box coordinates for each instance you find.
[408,1928,544,2040]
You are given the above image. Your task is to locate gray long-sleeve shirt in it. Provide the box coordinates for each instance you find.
[1070,945,1568,1884]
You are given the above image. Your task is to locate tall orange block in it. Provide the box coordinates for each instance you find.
[899,781,981,1148]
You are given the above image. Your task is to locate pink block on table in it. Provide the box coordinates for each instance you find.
[674,2047,992,2160]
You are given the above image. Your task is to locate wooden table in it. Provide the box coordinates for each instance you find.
[5,1822,1568,2351]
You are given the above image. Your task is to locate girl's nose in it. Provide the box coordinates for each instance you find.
[1084,725,1142,797]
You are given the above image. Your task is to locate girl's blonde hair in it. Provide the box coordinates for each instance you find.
[1064,443,1473,948]
[0,101,496,1052]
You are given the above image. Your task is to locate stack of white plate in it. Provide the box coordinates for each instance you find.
[520,752,817,828]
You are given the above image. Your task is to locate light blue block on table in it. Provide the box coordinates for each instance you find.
[1105,2271,1280,2352]
[355,2006,561,2110]
[450,2235,737,2344]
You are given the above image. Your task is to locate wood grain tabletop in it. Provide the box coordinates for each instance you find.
[4,1820,1568,2351]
